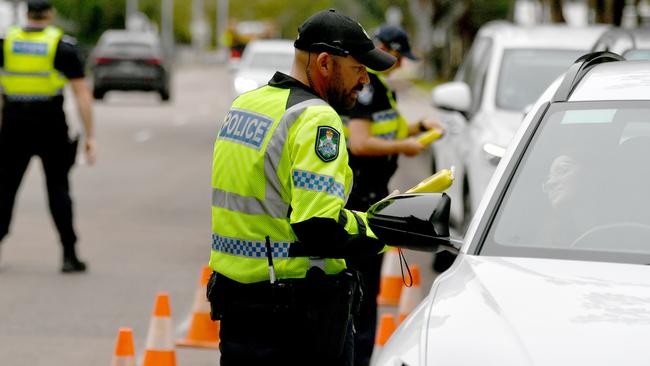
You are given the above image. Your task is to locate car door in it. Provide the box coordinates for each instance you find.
[434,36,493,228]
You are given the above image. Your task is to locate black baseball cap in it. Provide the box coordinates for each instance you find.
[27,0,52,12]
[294,9,396,71]
[375,25,418,61]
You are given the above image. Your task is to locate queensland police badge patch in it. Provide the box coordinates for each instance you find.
[315,126,340,162]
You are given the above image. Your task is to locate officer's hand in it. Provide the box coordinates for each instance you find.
[85,138,97,165]
[399,138,425,157]
[421,118,445,137]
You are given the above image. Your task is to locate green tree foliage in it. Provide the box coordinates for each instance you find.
[228,0,330,38]
[52,0,125,44]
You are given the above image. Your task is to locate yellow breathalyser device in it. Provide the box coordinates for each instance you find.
[406,167,455,193]
[416,128,444,145]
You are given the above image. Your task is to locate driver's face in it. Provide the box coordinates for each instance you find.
[543,155,580,209]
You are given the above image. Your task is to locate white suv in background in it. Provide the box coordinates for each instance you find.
[431,21,605,229]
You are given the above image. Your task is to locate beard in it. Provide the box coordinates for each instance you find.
[326,61,363,111]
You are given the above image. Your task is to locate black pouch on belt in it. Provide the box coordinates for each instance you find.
[299,267,359,357]
[206,271,224,320]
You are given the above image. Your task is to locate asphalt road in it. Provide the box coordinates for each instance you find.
[0,64,440,365]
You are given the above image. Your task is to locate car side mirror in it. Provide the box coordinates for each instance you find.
[367,193,451,252]
[431,82,471,114]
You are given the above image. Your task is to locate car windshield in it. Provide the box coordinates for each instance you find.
[496,49,584,111]
[483,101,650,264]
[243,51,293,72]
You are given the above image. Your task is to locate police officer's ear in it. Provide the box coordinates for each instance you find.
[315,52,334,78]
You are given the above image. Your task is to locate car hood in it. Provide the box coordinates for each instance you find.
[424,255,650,366]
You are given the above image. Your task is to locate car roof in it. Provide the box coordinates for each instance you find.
[569,60,650,101]
[243,39,294,54]
[477,21,607,49]
[596,27,650,50]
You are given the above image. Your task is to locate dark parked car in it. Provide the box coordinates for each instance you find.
[90,30,170,101]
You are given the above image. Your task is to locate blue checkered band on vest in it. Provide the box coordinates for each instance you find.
[291,169,345,200]
[211,233,292,259]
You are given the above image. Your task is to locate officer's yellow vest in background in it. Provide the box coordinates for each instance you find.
[210,84,372,284]
[1,26,67,98]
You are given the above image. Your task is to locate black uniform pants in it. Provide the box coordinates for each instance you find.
[0,105,78,251]
[209,270,357,366]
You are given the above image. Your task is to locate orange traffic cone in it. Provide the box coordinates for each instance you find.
[377,248,403,306]
[142,293,176,366]
[398,265,423,323]
[110,327,136,366]
[176,266,220,349]
[375,313,397,348]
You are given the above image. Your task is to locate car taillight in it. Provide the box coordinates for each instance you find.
[95,57,114,65]
[145,58,162,65]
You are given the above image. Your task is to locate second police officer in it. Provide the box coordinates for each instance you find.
[0,0,95,272]
[341,25,443,366]
[207,9,397,366]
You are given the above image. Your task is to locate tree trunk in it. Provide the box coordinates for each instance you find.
[548,0,566,22]
[407,0,435,80]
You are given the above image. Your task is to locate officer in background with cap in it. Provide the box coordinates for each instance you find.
[0,0,95,272]
[340,25,443,366]
[206,9,395,366]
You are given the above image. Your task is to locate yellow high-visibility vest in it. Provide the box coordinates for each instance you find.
[210,75,376,284]
[1,26,67,99]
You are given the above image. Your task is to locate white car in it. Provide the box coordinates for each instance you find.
[431,22,606,229]
[369,53,650,366]
[591,27,650,60]
[231,39,294,97]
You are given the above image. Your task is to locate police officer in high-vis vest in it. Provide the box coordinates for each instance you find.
[0,0,96,272]
[207,9,396,366]
[341,25,443,366]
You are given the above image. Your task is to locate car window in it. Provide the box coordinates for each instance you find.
[456,37,488,85]
[496,49,584,111]
[482,101,650,264]
[456,37,492,116]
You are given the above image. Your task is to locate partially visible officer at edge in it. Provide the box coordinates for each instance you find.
[340,25,444,366]
[207,9,396,366]
[0,0,96,272]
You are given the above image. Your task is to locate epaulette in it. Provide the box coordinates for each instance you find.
[60,35,78,46]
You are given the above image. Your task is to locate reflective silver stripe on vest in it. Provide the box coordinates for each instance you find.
[211,233,292,259]
[212,188,288,218]
[309,257,326,270]
[264,98,328,208]
[4,93,62,101]
[212,98,328,218]
[1,70,52,77]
